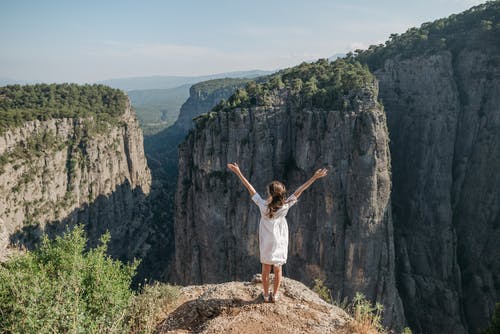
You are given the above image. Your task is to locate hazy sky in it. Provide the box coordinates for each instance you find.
[0,0,486,83]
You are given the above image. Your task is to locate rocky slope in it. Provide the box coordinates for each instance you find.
[174,60,405,329]
[0,86,152,264]
[357,3,500,333]
[155,276,350,334]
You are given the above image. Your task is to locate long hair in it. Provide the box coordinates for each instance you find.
[267,181,287,219]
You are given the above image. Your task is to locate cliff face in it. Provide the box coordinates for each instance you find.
[141,78,251,280]
[0,101,152,262]
[374,48,500,334]
[174,78,251,132]
[174,63,405,328]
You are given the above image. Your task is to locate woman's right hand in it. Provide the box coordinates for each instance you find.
[227,163,241,174]
[313,168,328,179]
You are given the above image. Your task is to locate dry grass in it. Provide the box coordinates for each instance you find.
[126,282,180,334]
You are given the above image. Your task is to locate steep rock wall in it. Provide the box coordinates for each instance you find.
[374,48,500,333]
[174,79,251,132]
[174,82,405,328]
[142,78,250,280]
[0,101,152,262]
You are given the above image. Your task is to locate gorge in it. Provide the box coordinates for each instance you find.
[0,2,499,334]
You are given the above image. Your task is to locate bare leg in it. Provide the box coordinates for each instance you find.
[273,264,282,296]
[262,264,272,297]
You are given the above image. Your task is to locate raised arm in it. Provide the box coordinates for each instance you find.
[227,163,256,197]
[293,168,328,198]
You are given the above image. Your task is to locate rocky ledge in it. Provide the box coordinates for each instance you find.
[155,277,350,334]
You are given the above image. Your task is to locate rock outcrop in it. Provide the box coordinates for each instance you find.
[174,60,405,329]
[0,99,152,262]
[156,276,350,334]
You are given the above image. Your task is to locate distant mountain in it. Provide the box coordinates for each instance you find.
[0,77,27,86]
[328,53,346,61]
[98,70,273,91]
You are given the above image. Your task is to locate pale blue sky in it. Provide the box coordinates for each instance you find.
[0,0,486,83]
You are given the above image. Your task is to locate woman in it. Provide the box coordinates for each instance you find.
[227,162,328,302]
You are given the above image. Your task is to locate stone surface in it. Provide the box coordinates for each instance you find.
[155,276,350,334]
[374,48,500,333]
[174,81,405,329]
[0,100,152,263]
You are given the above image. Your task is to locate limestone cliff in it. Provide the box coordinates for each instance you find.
[174,78,252,132]
[357,2,500,333]
[0,89,152,263]
[375,50,499,334]
[174,60,405,329]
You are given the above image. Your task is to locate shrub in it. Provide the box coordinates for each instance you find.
[312,278,332,303]
[0,225,138,334]
[343,292,385,334]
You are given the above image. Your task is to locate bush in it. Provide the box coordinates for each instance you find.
[312,278,332,303]
[126,282,180,334]
[0,225,138,334]
[343,292,385,334]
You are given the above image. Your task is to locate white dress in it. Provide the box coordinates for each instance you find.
[251,193,298,266]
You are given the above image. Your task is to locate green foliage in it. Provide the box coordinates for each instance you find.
[356,1,500,69]
[312,278,332,303]
[351,292,385,332]
[0,83,127,134]
[191,78,251,97]
[126,282,180,334]
[402,327,413,334]
[482,303,500,334]
[209,58,374,121]
[0,225,138,334]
